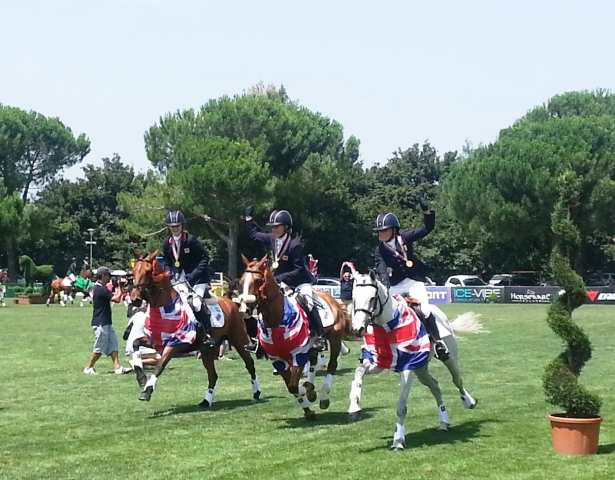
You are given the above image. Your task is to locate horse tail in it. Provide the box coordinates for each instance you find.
[449,312,488,336]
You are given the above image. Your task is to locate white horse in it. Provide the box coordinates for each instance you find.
[348,270,485,451]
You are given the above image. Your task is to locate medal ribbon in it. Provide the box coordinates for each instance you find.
[171,234,182,266]
[383,235,412,266]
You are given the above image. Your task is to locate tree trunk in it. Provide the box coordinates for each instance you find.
[226,218,239,279]
[7,237,18,282]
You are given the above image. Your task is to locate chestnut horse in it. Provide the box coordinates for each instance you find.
[47,269,94,307]
[236,255,347,420]
[130,250,261,407]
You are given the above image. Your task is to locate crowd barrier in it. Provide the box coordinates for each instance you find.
[426,286,615,305]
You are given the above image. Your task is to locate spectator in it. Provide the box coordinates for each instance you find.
[83,266,133,375]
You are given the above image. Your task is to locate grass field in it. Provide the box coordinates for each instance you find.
[0,303,613,480]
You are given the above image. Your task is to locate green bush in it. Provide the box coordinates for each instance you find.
[542,176,602,418]
[24,286,34,296]
[13,286,23,295]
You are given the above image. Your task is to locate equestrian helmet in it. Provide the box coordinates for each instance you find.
[266,210,293,227]
[373,213,400,231]
[166,210,186,227]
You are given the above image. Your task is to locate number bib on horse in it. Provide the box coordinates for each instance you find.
[145,296,197,349]
[361,294,431,372]
[258,297,312,372]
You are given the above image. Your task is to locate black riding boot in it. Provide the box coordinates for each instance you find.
[421,312,449,362]
[306,307,328,352]
[190,297,216,349]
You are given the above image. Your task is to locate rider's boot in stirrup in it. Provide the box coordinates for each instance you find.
[307,307,328,352]
[422,312,449,362]
[192,299,216,349]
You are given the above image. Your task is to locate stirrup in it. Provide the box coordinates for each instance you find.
[434,340,449,362]
[314,336,327,352]
[244,339,258,354]
[202,334,216,348]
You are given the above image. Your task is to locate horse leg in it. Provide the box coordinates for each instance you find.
[442,335,477,409]
[348,360,382,422]
[229,328,261,402]
[414,365,450,431]
[391,370,414,451]
[139,345,177,402]
[304,350,318,391]
[198,347,218,408]
[287,366,316,420]
[319,330,342,410]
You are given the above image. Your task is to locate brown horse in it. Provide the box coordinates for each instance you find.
[236,255,347,420]
[47,269,94,307]
[130,250,260,406]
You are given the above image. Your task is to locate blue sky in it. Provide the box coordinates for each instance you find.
[2,0,615,182]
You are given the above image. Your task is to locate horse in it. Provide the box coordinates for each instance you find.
[47,270,94,307]
[0,270,7,283]
[236,255,347,420]
[130,250,261,407]
[348,270,485,451]
[19,255,54,288]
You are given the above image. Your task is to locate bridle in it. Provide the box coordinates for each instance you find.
[243,267,270,302]
[353,278,389,323]
[132,258,169,301]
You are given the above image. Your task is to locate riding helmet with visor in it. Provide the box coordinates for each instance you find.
[373,213,400,231]
[166,210,186,227]
[266,210,293,227]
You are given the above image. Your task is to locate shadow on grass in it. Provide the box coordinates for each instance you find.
[598,443,615,455]
[149,395,284,418]
[274,407,383,429]
[359,418,500,452]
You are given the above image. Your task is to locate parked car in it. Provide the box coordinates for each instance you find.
[588,273,615,286]
[489,274,538,287]
[444,275,487,287]
[313,277,341,299]
[584,274,609,287]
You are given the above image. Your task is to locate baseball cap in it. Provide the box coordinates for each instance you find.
[96,266,112,277]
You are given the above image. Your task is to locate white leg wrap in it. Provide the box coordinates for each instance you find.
[324,373,333,390]
[145,375,158,390]
[307,366,316,384]
[251,378,261,394]
[438,403,450,426]
[131,352,143,370]
[319,352,327,370]
[461,389,476,408]
[348,380,362,413]
[296,394,310,409]
[394,423,405,442]
[205,388,215,405]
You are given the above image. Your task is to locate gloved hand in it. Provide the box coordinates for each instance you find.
[244,205,254,218]
[418,196,429,212]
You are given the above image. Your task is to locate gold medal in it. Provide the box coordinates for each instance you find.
[174,261,180,268]
[406,260,413,268]
[272,261,279,270]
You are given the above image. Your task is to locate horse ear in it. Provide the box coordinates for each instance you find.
[369,270,377,282]
[145,250,159,263]
[241,254,250,266]
[132,249,142,260]
[259,254,268,266]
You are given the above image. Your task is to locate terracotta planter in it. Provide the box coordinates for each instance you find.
[548,414,602,455]
[17,295,47,305]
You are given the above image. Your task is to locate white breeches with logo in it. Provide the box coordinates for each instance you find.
[389,278,431,317]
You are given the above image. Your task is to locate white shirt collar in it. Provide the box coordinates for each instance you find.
[172,234,182,243]
[386,237,397,248]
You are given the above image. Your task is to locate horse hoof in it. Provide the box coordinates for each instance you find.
[390,444,404,452]
[252,391,261,402]
[198,399,211,408]
[438,424,450,432]
[469,398,478,410]
[139,386,153,401]
[306,390,317,403]
[319,399,330,410]
[348,411,362,423]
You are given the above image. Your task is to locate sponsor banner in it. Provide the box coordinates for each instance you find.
[584,287,615,305]
[426,286,451,304]
[451,286,503,303]
[504,286,560,304]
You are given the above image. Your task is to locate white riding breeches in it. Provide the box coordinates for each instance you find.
[389,278,431,317]
[173,282,210,312]
[296,283,316,311]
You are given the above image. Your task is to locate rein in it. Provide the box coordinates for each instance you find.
[244,267,270,300]
[132,258,171,301]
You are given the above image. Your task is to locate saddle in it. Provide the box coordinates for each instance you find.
[401,297,426,323]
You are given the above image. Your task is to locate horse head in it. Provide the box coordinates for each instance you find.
[351,270,390,335]
[236,254,276,313]
[130,249,172,307]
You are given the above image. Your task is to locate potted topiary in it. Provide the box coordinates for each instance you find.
[17,286,47,305]
[543,178,602,455]
[487,292,499,304]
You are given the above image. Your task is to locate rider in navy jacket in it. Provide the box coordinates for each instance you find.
[373,198,449,361]
[244,206,327,352]
[162,210,215,348]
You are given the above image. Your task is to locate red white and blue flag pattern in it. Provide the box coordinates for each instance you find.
[258,297,313,372]
[360,294,431,372]
[145,296,197,350]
